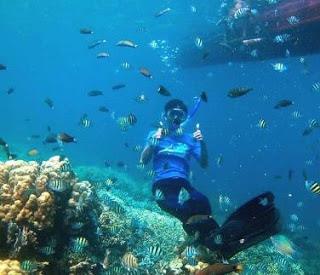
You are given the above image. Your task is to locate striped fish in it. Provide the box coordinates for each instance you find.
[60,162,72,172]
[305,180,320,195]
[122,252,138,269]
[155,189,165,201]
[47,178,68,192]
[147,245,163,257]
[178,187,190,205]
[38,246,55,255]
[70,237,88,253]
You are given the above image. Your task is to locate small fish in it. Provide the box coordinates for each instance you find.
[140,67,153,78]
[234,7,251,19]
[155,189,165,200]
[6,88,14,94]
[147,245,163,257]
[257,118,267,129]
[21,260,37,272]
[305,180,320,195]
[309,118,319,128]
[60,162,72,172]
[88,90,103,96]
[99,106,109,112]
[109,200,125,214]
[121,62,131,69]
[106,177,117,187]
[38,246,55,255]
[122,252,138,270]
[88,39,107,49]
[0,137,8,147]
[274,99,293,109]
[71,222,84,230]
[287,16,299,25]
[158,85,171,96]
[44,97,54,109]
[185,214,212,225]
[196,263,243,275]
[117,113,137,127]
[136,163,146,170]
[48,178,68,192]
[216,155,223,167]
[291,110,302,119]
[79,114,91,127]
[200,91,208,102]
[58,132,76,143]
[116,40,138,48]
[96,52,109,58]
[213,234,223,245]
[44,133,57,143]
[227,87,253,98]
[270,234,302,259]
[0,63,7,70]
[274,34,291,43]
[27,149,39,156]
[132,145,142,151]
[112,84,126,90]
[190,5,197,13]
[178,187,190,205]
[290,213,299,222]
[70,237,89,253]
[135,94,148,102]
[311,82,320,92]
[155,7,171,18]
[195,37,203,49]
[272,63,287,72]
[302,127,313,136]
[80,28,93,34]
[147,170,156,178]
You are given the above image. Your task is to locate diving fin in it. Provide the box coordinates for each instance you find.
[204,192,281,259]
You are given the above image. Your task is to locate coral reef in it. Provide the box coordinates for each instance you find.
[0,260,22,275]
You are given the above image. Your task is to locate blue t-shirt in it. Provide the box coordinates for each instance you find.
[146,130,201,182]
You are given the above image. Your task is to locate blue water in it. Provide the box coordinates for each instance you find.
[1,0,320,272]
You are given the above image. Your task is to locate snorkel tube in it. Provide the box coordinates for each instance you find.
[178,92,207,129]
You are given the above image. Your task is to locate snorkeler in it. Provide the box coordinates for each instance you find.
[140,99,281,259]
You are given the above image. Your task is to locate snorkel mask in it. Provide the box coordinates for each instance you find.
[163,99,189,127]
[166,108,187,126]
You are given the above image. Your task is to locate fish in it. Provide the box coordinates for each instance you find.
[305,180,320,195]
[309,118,319,128]
[112,84,126,90]
[158,85,171,96]
[80,28,93,34]
[195,37,203,49]
[132,145,142,151]
[6,88,14,94]
[0,137,8,147]
[302,127,313,136]
[60,163,72,172]
[216,155,223,167]
[234,7,251,19]
[178,187,190,205]
[44,98,54,109]
[96,52,109,58]
[44,133,57,144]
[99,106,109,112]
[47,178,68,192]
[287,16,299,25]
[122,252,138,270]
[117,113,137,127]
[79,114,91,127]
[311,82,320,92]
[195,263,243,275]
[116,40,138,48]
[274,99,293,109]
[109,200,125,214]
[0,64,7,70]
[88,90,103,96]
[200,91,208,102]
[257,118,267,129]
[140,67,153,78]
[186,214,212,225]
[155,189,165,200]
[135,94,148,102]
[116,161,126,168]
[288,169,293,181]
[106,177,117,188]
[58,132,76,143]
[270,234,302,259]
[20,260,37,272]
[147,170,156,178]
[88,39,107,49]
[38,246,55,255]
[70,237,89,253]
[227,87,253,98]
[121,62,131,69]
[147,245,163,257]
[27,149,39,156]
[273,34,291,43]
[155,7,171,18]
[291,110,302,119]
[272,63,287,72]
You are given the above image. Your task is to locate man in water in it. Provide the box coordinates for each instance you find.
[140,99,281,259]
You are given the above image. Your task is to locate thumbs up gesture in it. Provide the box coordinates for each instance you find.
[193,123,203,141]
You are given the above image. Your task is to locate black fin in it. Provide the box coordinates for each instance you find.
[204,192,281,259]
